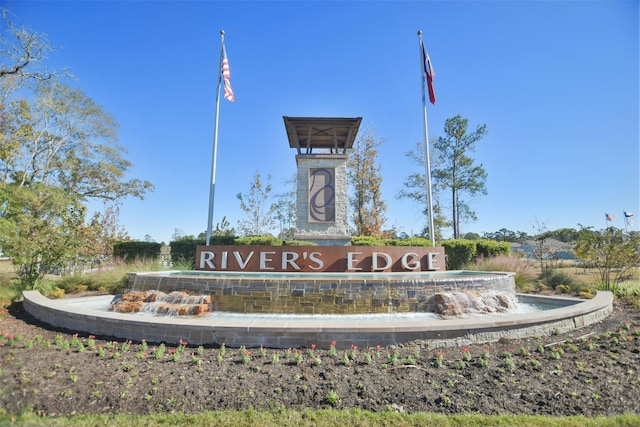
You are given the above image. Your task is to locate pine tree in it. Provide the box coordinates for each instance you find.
[432,115,488,238]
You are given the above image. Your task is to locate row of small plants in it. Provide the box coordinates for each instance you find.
[3,320,639,375]
[1,319,640,422]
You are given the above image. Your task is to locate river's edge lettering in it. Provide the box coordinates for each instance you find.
[195,245,445,273]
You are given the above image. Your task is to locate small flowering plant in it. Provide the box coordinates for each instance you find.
[480,348,491,360]
[86,335,96,351]
[240,347,251,364]
[176,339,187,355]
[435,350,445,368]
[329,341,337,357]
[3,332,16,347]
[307,343,316,357]
[374,344,382,359]
[347,344,358,361]
[461,347,472,362]
[342,350,351,366]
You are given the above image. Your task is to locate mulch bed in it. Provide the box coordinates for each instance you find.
[1,297,639,417]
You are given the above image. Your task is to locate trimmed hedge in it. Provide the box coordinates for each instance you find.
[389,237,433,247]
[113,241,162,262]
[170,236,237,263]
[350,236,384,246]
[475,240,510,258]
[349,236,433,247]
[168,235,507,270]
[284,240,318,246]
[235,236,283,246]
[170,239,206,264]
[170,235,285,263]
[441,239,510,269]
[441,239,477,270]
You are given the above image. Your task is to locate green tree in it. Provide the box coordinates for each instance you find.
[81,203,129,263]
[574,226,640,290]
[397,140,448,241]
[432,115,488,239]
[347,127,389,237]
[549,227,580,243]
[2,81,151,199]
[236,172,276,236]
[482,228,529,243]
[0,183,85,286]
[0,13,153,287]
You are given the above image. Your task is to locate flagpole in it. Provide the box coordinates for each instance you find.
[206,30,225,246]
[418,30,436,246]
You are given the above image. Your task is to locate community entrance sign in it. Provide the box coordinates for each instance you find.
[195,245,444,273]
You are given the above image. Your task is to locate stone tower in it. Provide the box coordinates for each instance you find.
[283,116,361,246]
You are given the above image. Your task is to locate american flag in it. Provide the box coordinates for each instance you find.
[420,39,436,105]
[605,213,615,221]
[221,42,235,102]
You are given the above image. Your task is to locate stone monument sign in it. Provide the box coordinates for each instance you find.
[283,116,362,246]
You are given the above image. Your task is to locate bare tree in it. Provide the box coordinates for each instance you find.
[0,8,61,82]
[236,172,277,236]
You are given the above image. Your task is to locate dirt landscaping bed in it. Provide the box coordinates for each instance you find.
[0,297,639,417]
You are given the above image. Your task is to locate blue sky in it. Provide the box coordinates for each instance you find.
[4,1,638,243]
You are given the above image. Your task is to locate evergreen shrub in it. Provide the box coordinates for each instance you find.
[170,239,205,264]
[350,236,382,246]
[538,268,576,290]
[235,236,282,246]
[284,240,317,246]
[113,241,162,262]
[350,236,433,246]
[441,239,477,270]
[475,240,510,258]
[391,237,433,247]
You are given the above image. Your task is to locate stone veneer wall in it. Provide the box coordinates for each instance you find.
[21,290,615,349]
[128,271,516,315]
[294,154,350,245]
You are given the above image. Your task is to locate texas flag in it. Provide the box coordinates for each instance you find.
[624,211,634,225]
[420,39,436,105]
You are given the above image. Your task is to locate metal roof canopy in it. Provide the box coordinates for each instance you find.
[283,116,362,155]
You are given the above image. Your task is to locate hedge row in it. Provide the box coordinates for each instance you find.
[441,239,510,269]
[164,236,509,268]
[169,236,307,264]
[349,236,433,247]
[113,241,162,261]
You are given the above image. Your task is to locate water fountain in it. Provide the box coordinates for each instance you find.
[22,282,612,348]
[21,117,613,348]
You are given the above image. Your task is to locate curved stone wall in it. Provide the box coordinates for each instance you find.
[22,290,613,349]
